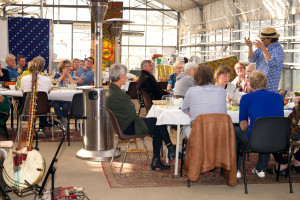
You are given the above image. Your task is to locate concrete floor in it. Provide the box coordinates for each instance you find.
[4,141,300,200]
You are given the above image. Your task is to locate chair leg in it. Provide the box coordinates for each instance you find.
[187,180,190,187]
[67,115,70,146]
[180,137,187,177]
[119,142,130,177]
[135,139,142,165]
[110,141,120,167]
[276,163,280,182]
[75,119,78,131]
[142,138,152,175]
[287,152,293,193]
[242,148,248,194]
[138,105,142,116]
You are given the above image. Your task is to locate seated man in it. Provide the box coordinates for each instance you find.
[231,62,245,91]
[173,62,198,97]
[75,57,94,86]
[21,56,52,132]
[4,53,19,81]
[106,63,175,170]
[235,70,284,178]
[137,60,165,100]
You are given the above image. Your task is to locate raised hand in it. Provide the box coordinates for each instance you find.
[244,37,252,48]
[253,40,265,50]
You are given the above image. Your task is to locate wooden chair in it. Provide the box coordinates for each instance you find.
[103,105,152,177]
[126,82,138,99]
[141,89,153,112]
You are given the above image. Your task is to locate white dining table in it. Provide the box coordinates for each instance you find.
[0,88,82,102]
[146,104,293,176]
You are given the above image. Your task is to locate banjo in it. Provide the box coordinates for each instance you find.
[2,62,45,195]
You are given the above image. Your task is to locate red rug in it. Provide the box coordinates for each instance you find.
[102,152,300,188]
[0,128,83,142]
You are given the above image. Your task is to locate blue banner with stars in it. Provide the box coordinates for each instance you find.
[8,17,50,71]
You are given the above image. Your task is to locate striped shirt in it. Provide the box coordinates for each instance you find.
[248,41,284,92]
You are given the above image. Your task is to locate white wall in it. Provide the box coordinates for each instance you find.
[0,19,8,66]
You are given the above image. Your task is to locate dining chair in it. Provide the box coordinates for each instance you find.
[20,91,54,142]
[141,89,153,112]
[67,93,86,146]
[103,105,152,177]
[0,111,9,139]
[237,117,292,194]
[126,82,138,100]
[185,113,237,187]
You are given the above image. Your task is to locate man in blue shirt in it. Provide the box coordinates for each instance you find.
[5,53,19,81]
[235,70,284,178]
[75,57,94,86]
[245,27,284,92]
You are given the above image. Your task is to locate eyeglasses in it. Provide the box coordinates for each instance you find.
[246,70,253,73]
[235,67,244,70]
[175,67,183,70]
[86,60,93,63]
[261,38,270,41]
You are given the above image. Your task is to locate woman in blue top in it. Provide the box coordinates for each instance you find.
[235,70,284,179]
[52,59,77,128]
[166,62,183,90]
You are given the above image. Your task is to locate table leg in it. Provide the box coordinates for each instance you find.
[10,99,14,130]
[174,124,180,176]
[166,125,170,164]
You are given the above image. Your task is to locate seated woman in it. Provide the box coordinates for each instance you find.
[215,66,240,100]
[231,62,246,91]
[167,62,183,91]
[105,63,175,170]
[51,59,76,128]
[181,64,227,139]
[235,70,284,178]
[71,58,80,72]
[21,57,52,132]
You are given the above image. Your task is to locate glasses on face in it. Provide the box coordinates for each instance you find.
[86,60,93,63]
[261,38,270,41]
[235,67,244,70]
[175,67,183,70]
[246,70,253,73]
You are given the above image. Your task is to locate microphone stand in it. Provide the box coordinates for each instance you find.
[38,125,65,199]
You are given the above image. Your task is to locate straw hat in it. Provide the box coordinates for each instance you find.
[257,27,280,38]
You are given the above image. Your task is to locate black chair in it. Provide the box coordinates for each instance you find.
[103,105,152,177]
[137,92,145,116]
[0,111,9,139]
[238,117,292,194]
[157,82,168,90]
[67,93,86,146]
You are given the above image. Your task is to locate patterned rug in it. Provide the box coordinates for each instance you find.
[102,152,300,188]
[0,128,83,143]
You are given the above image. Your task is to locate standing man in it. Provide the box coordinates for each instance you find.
[17,55,27,74]
[245,27,284,92]
[5,53,19,81]
[75,57,94,86]
[137,60,165,100]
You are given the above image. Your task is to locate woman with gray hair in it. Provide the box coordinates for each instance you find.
[173,62,198,96]
[105,63,176,171]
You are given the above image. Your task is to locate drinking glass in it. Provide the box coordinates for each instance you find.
[166,97,173,109]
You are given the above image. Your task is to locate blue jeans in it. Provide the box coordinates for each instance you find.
[51,101,71,120]
[235,126,270,171]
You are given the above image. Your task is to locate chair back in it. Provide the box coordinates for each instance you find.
[278,89,287,98]
[103,105,137,140]
[127,82,138,99]
[141,89,153,110]
[185,113,237,186]
[71,93,84,117]
[21,92,50,115]
[249,117,290,153]
[157,82,168,90]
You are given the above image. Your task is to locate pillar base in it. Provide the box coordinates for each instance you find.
[76,148,120,162]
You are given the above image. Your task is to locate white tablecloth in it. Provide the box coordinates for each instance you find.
[0,89,82,102]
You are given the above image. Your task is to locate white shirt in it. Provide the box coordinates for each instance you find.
[225,82,240,99]
[21,74,52,93]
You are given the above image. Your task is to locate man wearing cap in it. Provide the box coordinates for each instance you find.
[244,27,284,92]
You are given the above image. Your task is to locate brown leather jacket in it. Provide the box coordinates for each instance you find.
[185,113,237,186]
